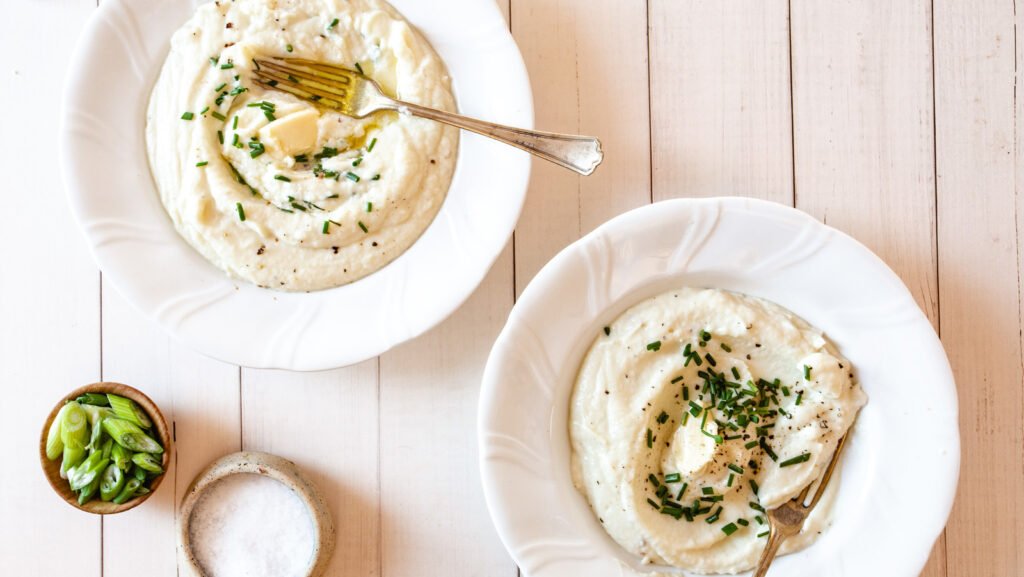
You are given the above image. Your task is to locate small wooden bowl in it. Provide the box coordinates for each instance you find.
[38,382,172,514]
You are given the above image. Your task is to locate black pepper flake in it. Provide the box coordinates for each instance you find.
[256,245,265,255]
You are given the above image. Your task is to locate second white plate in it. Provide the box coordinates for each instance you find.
[479,197,959,577]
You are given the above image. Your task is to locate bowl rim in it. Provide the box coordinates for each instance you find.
[60,0,534,371]
[176,450,335,577]
[38,381,173,515]
[478,196,961,577]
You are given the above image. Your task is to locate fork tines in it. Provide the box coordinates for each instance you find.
[252,58,360,110]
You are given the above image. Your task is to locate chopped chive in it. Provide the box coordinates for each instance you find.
[371,174,381,181]
[700,330,712,342]
[181,111,194,120]
[367,137,377,152]
[212,111,227,121]
[264,109,276,122]
[727,473,734,487]
[646,428,653,448]
[655,485,668,498]
[664,473,681,483]
[755,515,765,524]
[322,221,330,234]
[366,202,373,212]
[750,501,766,512]
[749,480,760,495]
[648,473,660,487]
[249,141,266,158]
[728,463,744,474]
[327,17,339,29]
[209,57,218,66]
[737,518,749,526]
[352,157,363,167]
[670,376,683,384]
[199,106,210,115]
[759,438,778,462]
[804,365,812,380]
[676,482,688,500]
[705,506,722,523]
[757,530,770,538]
[682,385,689,401]
[295,154,308,163]
[233,116,239,129]
[346,171,360,182]
[274,175,292,182]
[647,498,660,509]
[647,341,662,352]
[220,61,234,69]
[358,220,368,233]
[217,130,224,144]
[354,61,364,75]
[688,401,702,417]
[235,202,245,221]
[721,522,738,536]
[721,343,732,352]
[701,487,714,496]
[731,367,741,380]
[795,391,803,405]
[214,82,227,92]
[290,202,306,212]
[779,452,811,468]
[680,413,689,426]
[704,353,716,366]
[228,86,247,96]
[195,161,208,167]
[286,43,293,53]
[232,133,240,146]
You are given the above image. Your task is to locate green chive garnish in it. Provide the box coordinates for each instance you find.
[737,518,749,526]
[779,453,811,468]
[199,106,209,115]
[214,82,227,92]
[196,161,208,167]
[328,17,339,29]
[217,130,224,144]
[235,202,245,221]
[749,480,760,495]
[704,353,716,366]
[358,221,368,233]
[648,473,660,487]
[233,116,239,129]
[220,61,234,69]
[803,365,812,380]
[700,330,712,342]
[352,157,363,167]
[322,220,330,234]
[274,175,291,182]
[366,202,373,212]
[721,343,732,352]
[727,473,734,487]
[757,530,770,538]
[647,341,662,352]
[731,367,741,380]
[367,137,377,152]
[212,111,227,121]
[354,61,364,75]
[795,391,803,405]
[346,172,360,182]
[656,411,669,424]
[664,473,681,483]
[646,428,653,448]
[286,44,293,53]
[647,498,660,509]
[728,463,744,474]
[371,174,381,181]
[181,112,194,120]
[702,487,714,496]
[721,522,738,536]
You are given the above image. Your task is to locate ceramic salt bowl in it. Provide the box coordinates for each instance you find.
[177,451,335,577]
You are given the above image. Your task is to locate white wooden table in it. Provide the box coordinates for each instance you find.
[2,1,1020,575]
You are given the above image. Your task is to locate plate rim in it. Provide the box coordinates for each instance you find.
[60,0,533,371]
[479,196,961,577]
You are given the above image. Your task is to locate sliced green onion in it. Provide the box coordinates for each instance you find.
[107,394,152,429]
[45,403,72,461]
[99,463,125,502]
[132,452,164,474]
[113,478,142,505]
[75,393,110,407]
[102,418,163,454]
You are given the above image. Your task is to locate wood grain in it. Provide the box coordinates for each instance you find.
[0,0,101,574]
[510,0,651,294]
[649,0,793,204]
[100,289,240,577]
[934,0,1024,574]
[789,1,946,574]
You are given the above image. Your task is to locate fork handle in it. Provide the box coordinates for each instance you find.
[388,100,603,176]
[752,529,788,577]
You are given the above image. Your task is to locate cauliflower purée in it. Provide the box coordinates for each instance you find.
[146,0,457,291]
[570,288,866,574]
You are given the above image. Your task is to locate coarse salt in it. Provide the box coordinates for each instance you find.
[189,473,315,576]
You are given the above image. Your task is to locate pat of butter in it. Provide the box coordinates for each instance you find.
[258,109,319,156]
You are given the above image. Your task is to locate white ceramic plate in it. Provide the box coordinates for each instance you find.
[479,197,959,577]
[61,0,530,370]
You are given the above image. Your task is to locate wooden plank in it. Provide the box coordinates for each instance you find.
[934,1,1023,574]
[511,0,651,293]
[376,3,516,577]
[241,363,380,577]
[378,246,516,577]
[0,1,102,575]
[100,289,240,577]
[789,1,946,575]
[649,0,793,204]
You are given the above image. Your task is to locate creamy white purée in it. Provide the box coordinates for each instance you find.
[147,0,457,291]
[570,288,867,574]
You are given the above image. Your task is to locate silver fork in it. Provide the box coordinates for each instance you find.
[252,58,603,176]
[753,431,853,577]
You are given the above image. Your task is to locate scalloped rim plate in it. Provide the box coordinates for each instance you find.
[61,0,531,370]
[479,197,959,577]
